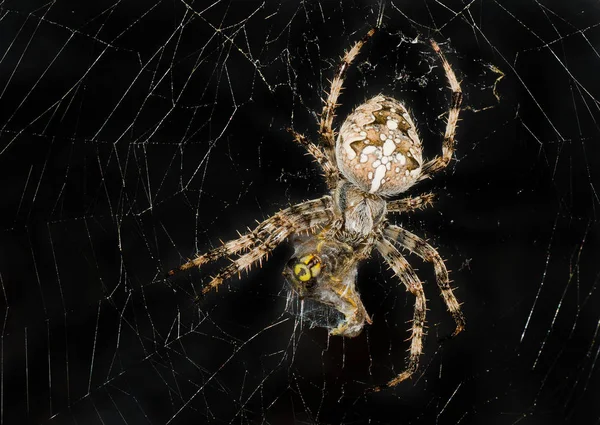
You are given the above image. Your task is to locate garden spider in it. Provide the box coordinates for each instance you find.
[169,28,465,386]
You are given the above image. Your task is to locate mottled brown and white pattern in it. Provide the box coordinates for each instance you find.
[336,95,423,196]
[169,29,465,387]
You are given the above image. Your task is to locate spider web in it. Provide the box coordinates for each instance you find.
[1,0,599,423]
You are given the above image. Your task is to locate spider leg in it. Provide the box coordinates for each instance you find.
[203,208,332,294]
[376,237,427,386]
[287,128,339,188]
[168,196,333,279]
[172,197,334,295]
[319,28,376,148]
[384,225,465,336]
[386,193,435,214]
[420,40,463,179]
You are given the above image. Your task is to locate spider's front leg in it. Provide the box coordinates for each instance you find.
[376,237,427,386]
[168,196,333,295]
[384,225,465,336]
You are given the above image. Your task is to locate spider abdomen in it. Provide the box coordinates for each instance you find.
[336,95,423,196]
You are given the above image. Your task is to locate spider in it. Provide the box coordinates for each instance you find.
[169,28,465,386]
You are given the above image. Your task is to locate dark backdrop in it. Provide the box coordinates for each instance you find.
[1,1,599,424]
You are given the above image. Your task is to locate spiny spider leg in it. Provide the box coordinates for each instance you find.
[384,225,465,336]
[287,128,339,188]
[203,209,333,295]
[386,193,436,214]
[289,28,376,190]
[319,28,376,148]
[420,40,463,179]
[168,196,333,278]
[376,237,427,386]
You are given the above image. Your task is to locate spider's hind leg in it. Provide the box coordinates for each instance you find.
[287,128,339,188]
[287,28,376,190]
[319,28,376,147]
[419,40,463,180]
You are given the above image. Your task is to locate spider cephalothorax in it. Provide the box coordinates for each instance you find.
[170,28,465,387]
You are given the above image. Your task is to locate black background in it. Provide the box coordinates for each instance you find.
[1,1,599,424]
